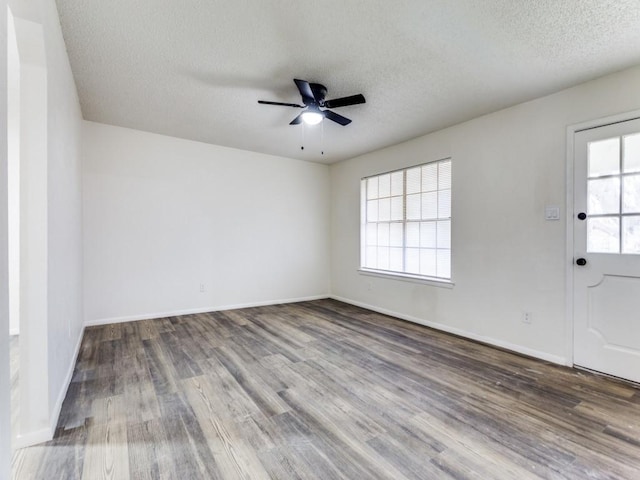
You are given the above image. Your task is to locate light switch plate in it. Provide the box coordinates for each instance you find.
[545,205,560,221]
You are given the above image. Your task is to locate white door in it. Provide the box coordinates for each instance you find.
[573,117,640,383]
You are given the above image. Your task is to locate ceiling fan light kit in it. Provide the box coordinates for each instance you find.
[301,110,324,125]
[258,78,366,127]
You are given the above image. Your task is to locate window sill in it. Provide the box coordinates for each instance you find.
[358,268,455,288]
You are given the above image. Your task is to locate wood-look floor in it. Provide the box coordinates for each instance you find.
[11,299,640,479]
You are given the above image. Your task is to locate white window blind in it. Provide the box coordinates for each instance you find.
[361,158,452,280]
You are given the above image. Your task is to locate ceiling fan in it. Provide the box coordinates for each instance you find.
[258,79,366,126]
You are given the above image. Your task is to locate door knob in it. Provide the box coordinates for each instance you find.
[577,212,587,220]
[576,258,587,266]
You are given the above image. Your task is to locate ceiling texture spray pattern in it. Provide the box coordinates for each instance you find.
[55,0,640,164]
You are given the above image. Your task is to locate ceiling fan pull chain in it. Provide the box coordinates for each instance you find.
[301,122,305,150]
[321,120,324,155]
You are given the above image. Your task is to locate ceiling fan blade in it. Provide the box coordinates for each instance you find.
[289,113,304,125]
[324,94,366,109]
[258,100,304,108]
[294,79,317,104]
[323,110,352,126]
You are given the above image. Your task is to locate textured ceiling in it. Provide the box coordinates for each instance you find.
[55,0,640,164]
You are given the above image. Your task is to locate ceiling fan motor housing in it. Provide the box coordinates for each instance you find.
[309,83,328,106]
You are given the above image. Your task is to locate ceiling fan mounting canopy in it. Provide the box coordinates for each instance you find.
[258,78,365,126]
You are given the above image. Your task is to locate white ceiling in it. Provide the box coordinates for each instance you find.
[55,0,640,164]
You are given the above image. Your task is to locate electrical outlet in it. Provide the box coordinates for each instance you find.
[522,312,532,324]
[366,281,373,291]
[199,283,205,293]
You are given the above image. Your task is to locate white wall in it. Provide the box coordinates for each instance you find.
[1,1,11,476]
[16,15,49,441]
[330,65,640,364]
[7,5,19,336]
[83,122,330,324]
[7,0,84,447]
[42,0,83,434]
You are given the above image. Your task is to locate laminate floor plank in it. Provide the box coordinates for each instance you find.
[213,345,291,418]
[256,446,316,480]
[142,338,179,397]
[241,321,307,363]
[117,347,161,424]
[11,446,45,480]
[277,387,413,480]
[155,392,223,480]
[266,414,350,480]
[81,418,129,480]
[270,410,370,480]
[409,411,541,480]
[126,421,159,480]
[12,299,640,479]
[182,375,270,480]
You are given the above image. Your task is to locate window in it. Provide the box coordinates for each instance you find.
[587,134,640,254]
[361,158,452,280]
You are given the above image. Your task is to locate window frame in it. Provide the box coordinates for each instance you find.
[359,158,453,287]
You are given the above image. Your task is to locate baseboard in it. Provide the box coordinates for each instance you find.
[13,428,51,450]
[330,295,567,366]
[48,324,86,440]
[84,294,330,327]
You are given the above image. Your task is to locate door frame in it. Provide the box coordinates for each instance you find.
[565,108,640,369]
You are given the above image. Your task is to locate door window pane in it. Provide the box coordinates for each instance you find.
[622,216,640,254]
[588,177,620,215]
[587,217,620,253]
[623,174,640,214]
[588,137,620,177]
[623,133,640,173]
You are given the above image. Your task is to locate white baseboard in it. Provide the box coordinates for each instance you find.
[330,295,567,366]
[13,428,51,450]
[47,324,86,439]
[84,294,330,327]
